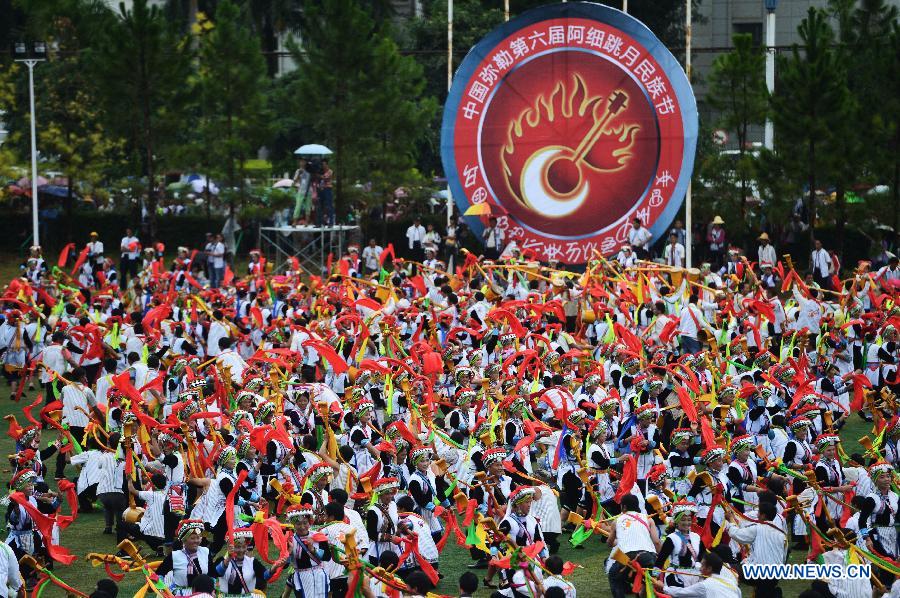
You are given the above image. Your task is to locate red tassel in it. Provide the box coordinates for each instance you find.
[613,455,637,502]
[630,560,645,594]
[701,492,723,547]
[699,416,718,450]
[676,385,698,423]
[225,470,248,545]
[807,524,824,562]
[104,562,126,582]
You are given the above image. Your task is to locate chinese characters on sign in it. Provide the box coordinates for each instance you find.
[442,5,697,264]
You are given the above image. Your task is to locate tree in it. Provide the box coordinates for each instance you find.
[13,1,124,232]
[288,0,437,215]
[0,61,18,180]
[194,0,270,217]
[404,0,502,174]
[706,33,767,221]
[87,0,192,238]
[879,23,900,236]
[770,7,851,242]
[841,0,900,234]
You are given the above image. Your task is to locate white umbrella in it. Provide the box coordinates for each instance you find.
[293,144,333,156]
[190,177,219,194]
[273,178,294,188]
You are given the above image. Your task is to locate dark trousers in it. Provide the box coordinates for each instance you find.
[122,521,165,551]
[78,483,98,512]
[330,577,348,597]
[208,516,228,556]
[42,380,57,405]
[741,566,783,598]
[120,257,137,286]
[318,188,335,226]
[813,273,832,291]
[99,492,127,540]
[609,551,655,598]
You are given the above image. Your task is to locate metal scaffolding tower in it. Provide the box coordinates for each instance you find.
[258,225,359,276]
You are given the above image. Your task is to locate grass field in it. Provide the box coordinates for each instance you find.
[0,254,877,596]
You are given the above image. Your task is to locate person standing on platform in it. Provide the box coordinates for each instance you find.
[663,232,686,268]
[482,217,505,260]
[318,159,335,226]
[628,217,652,260]
[362,239,383,275]
[810,239,834,290]
[207,234,226,289]
[407,217,426,262]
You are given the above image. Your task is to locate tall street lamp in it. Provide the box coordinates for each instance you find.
[764,0,777,151]
[12,41,47,247]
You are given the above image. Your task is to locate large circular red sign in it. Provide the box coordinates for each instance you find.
[442,3,697,263]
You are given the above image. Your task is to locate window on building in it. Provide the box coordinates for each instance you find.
[733,23,763,47]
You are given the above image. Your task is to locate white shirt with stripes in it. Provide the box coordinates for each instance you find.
[137,490,166,538]
[726,519,786,565]
[61,384,97,428]
[70,450,103,494]
[95,452,124,495]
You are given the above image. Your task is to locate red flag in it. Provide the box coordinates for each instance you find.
[379,243,395,266]
[326,252,334,275]
[848,372,872,412]
[614,322,643,356]
[338,258,350,277]
[660,318,678,344]
[250,306,264,328]
[57,243,75,268]
[302,339,349,374]
[223,265,234,287]
[9,492,77,564]
[408,274,427,297]
[831,275,843,292]
[613,455,637,502]
[486,308,527,338]
[70,245,90,277]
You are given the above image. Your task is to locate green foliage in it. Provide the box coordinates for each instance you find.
[86,0,193,237]
[36,4,123,191]
[705,33,767,220]
[771,7,852,239]
[0,60,19,179]
[286,0,437,211]
[193,0,271,214]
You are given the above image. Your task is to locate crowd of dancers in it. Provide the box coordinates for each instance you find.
[0,236,898,598]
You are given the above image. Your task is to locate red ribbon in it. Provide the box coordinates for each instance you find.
[396,533,440,585]
[9,492,77,564]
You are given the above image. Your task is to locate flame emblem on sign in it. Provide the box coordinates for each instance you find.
[501,74,640,219]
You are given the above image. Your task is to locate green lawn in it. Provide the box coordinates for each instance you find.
[0,253,877,596]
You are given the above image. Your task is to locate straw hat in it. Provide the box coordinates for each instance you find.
[712,216,725,225]
[758,232,769,241]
